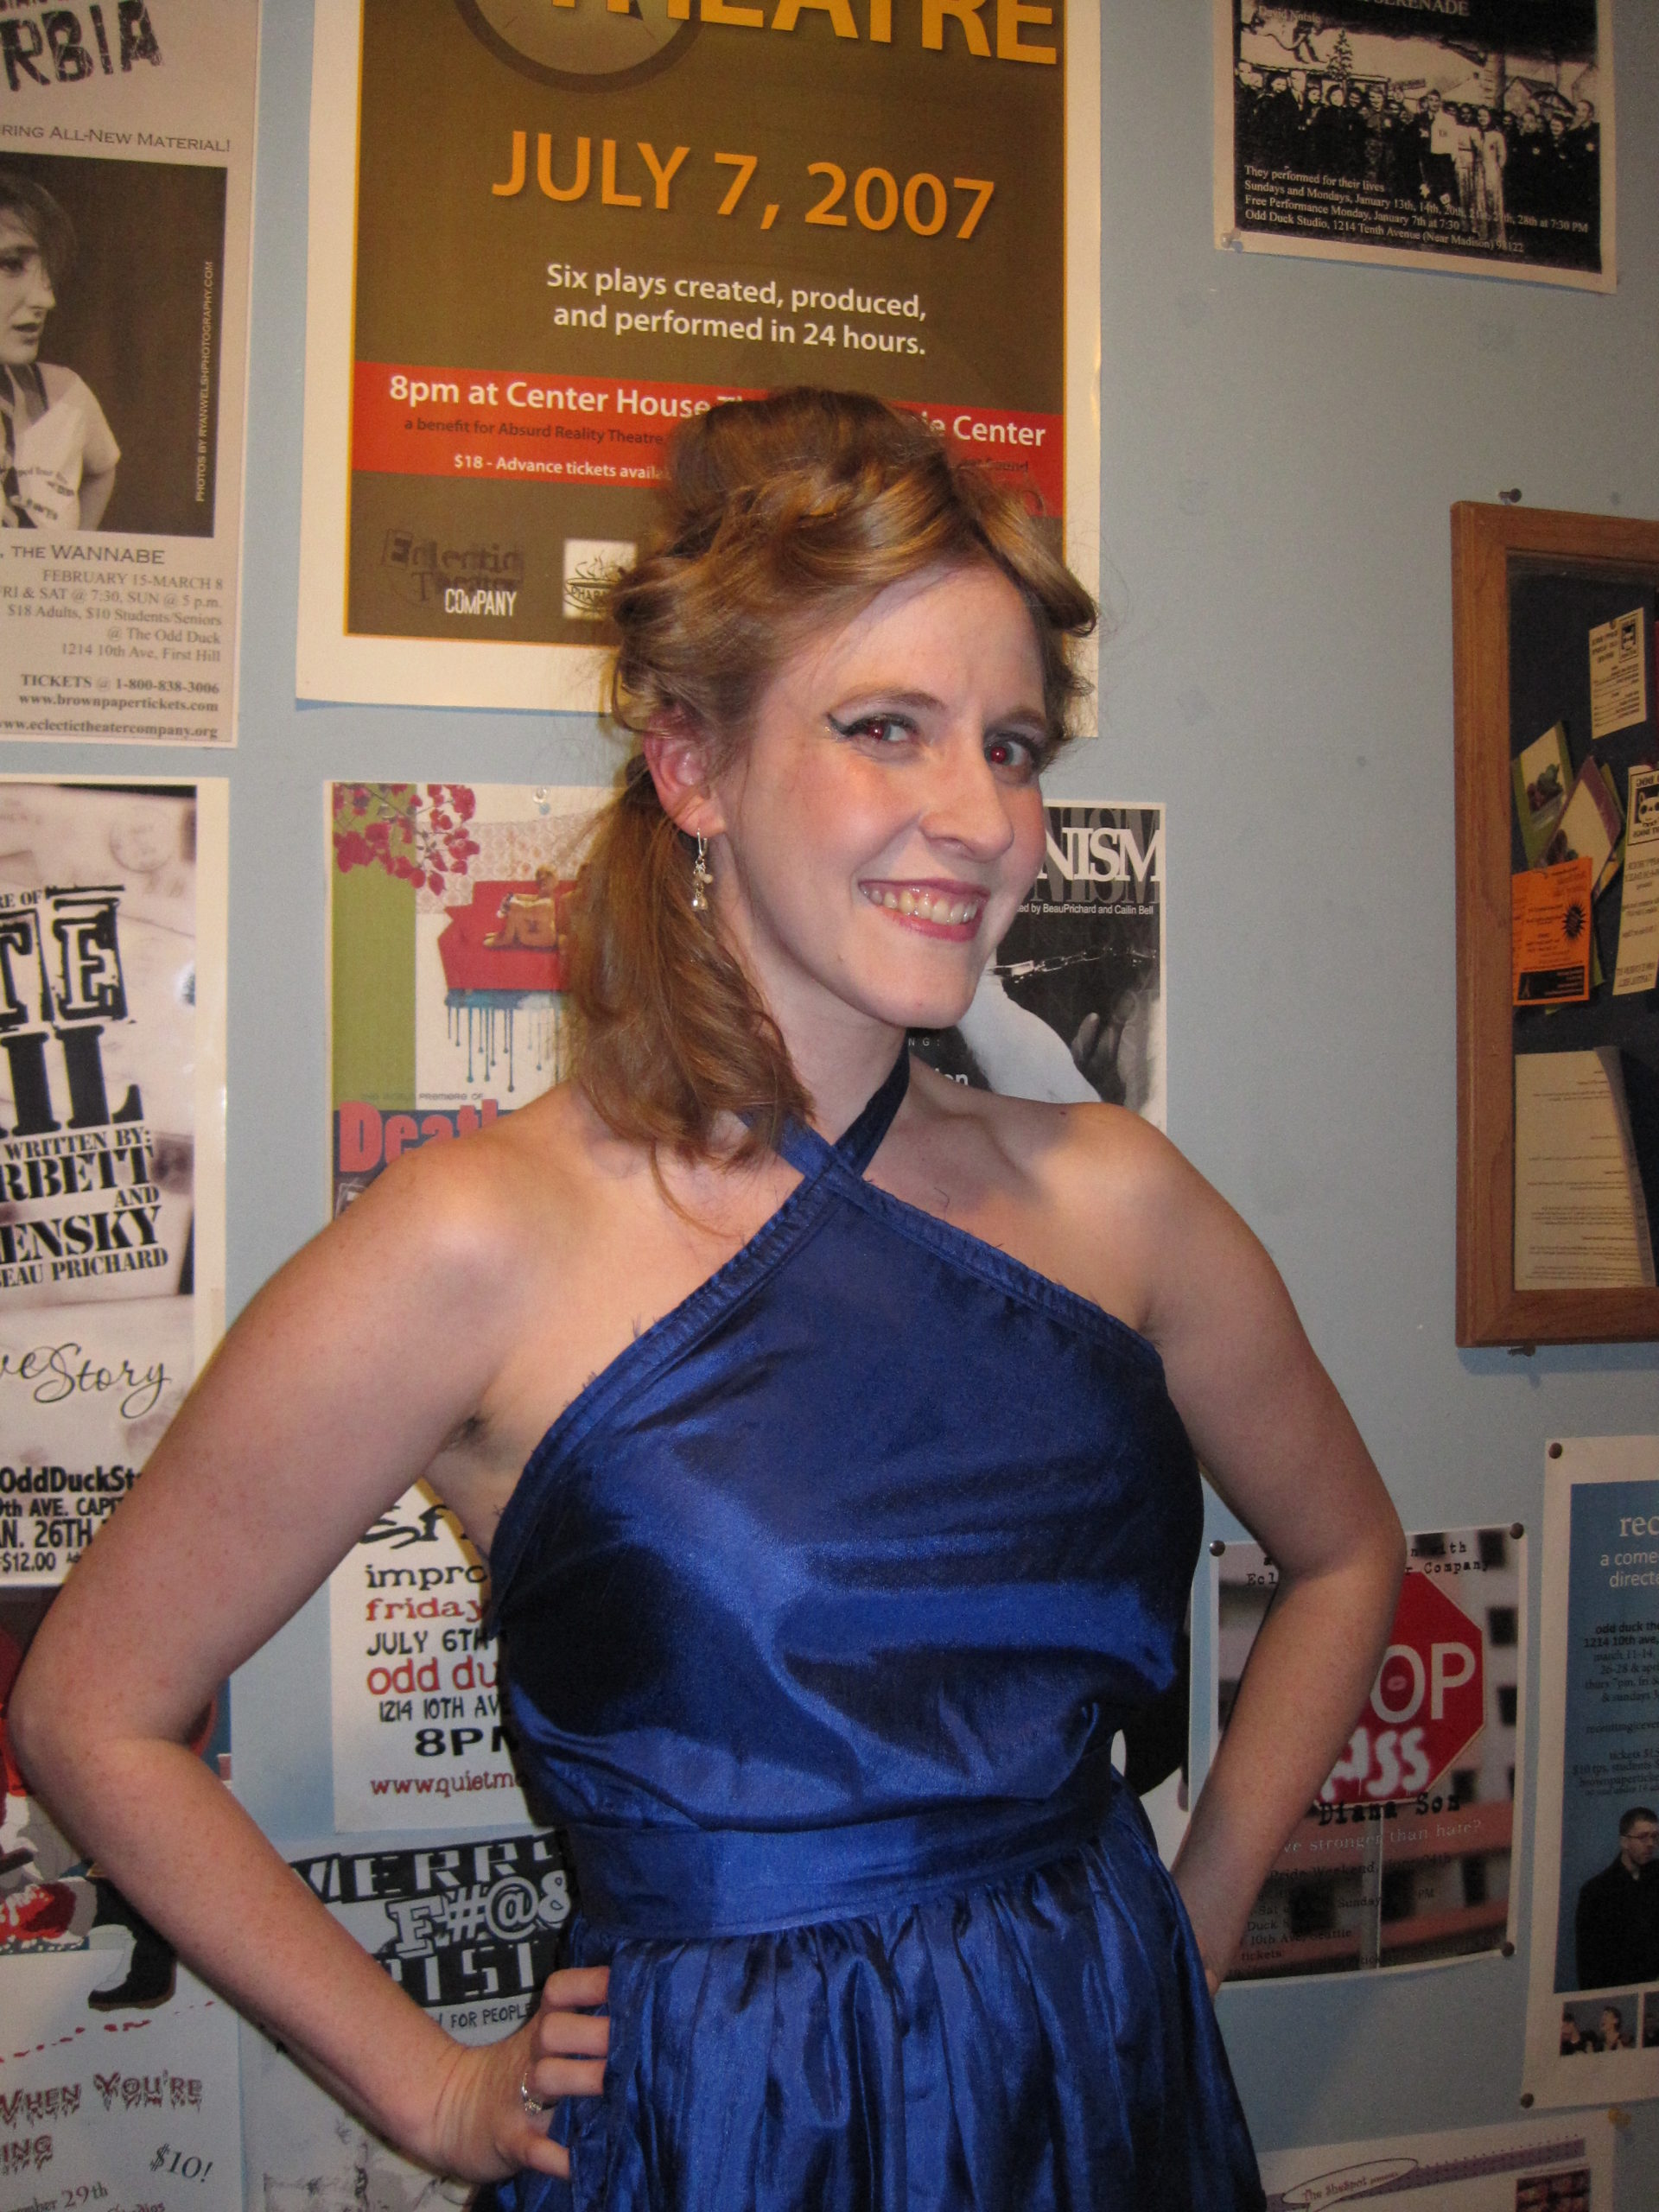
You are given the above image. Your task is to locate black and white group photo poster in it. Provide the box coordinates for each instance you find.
[297,0,1100,714]
[0,0,260,744]
[1214,1,1614,291]
[0,779,232,2212]
[1524,1433,1659,2107]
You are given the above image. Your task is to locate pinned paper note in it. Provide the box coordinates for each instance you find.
[1550,759,1625,893]
[1515,1049,1656,1289]
[1513,857,1593,1006]
[1588,606,1649,740]
[1612,764,1659,996]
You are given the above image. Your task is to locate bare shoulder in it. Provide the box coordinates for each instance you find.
[229,1080,618,1397]
[906,1058,1196,1224]
[896,1063,1215,1338]
[334,1080,601,1274]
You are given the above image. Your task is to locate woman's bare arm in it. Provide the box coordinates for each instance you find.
[1086,1122,1405,1985]
[8,1142,600,2182]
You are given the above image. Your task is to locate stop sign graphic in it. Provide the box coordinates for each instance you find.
[1319,1571,1485,1808]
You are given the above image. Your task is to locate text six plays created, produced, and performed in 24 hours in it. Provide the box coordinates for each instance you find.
[300,0,1096,709]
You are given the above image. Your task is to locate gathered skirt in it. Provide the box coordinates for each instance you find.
[493,1790,1263,2212]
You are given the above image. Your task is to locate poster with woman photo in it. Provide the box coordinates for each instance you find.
[1214,0,1615,289]
[0,0,259,745]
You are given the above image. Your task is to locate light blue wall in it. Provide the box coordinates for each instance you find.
[1093,6,1659,2195]
[12,0,1657,2195]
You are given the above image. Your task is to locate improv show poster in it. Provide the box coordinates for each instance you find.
[297,0,1101,713]
[1258,2113,1616,2212]
[1205,1525,1526,1980]
[239,1832,569,2212]
[327,781,601,1831]
[1213,0,1616,291]
[0,1,260,745]
[911,802,1166,1134]
[1524,1433,1659,2107]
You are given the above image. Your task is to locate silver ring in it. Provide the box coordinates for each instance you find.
[519,2072,550,2120]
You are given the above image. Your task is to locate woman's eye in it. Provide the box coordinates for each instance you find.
[828,713,915,746]
[985,733,1041,779]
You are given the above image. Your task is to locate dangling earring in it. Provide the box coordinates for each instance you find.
[690,831,712,913]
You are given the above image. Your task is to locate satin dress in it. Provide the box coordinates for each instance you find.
[487,1052,1263,2211]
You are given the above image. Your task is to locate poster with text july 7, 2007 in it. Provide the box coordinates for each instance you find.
[1524,1434,1659,2108]
[327,782,604,1832]
[1,0,260,744]
[298,0,1101,714]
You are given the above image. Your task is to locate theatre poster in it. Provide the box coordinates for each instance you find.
[0,0,260,745]
[1523,1433,1659,2107]
[296,0,1100,713]
[0,779,232,2212]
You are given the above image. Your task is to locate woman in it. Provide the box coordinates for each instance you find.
[0,171,118,530]
[13,391,1403,2209]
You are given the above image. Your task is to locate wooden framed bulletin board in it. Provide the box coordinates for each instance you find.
[1452,503,1659,1347]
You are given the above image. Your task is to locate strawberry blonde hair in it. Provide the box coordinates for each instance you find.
[569,388,1096,1163]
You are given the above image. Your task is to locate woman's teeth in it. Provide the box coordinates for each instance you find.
[864,886,982,925]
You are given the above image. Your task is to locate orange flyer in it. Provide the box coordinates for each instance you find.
[1512,857,1593,1006]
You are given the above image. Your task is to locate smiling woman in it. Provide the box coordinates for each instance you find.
[575,387,1091,1160]
[10,390,1403,2212]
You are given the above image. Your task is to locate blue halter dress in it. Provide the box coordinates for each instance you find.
[486,1053,1263,2211]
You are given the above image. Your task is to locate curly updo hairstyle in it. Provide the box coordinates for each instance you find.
[569,387,1097,1164]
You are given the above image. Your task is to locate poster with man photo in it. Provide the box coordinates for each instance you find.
[0,0,259,745]
[1213,0,1614,289]
[1523,1434,1659,2107]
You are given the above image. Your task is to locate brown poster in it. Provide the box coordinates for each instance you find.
[299,0,1099,711]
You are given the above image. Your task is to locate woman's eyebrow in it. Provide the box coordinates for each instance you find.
[828,688,1046,727]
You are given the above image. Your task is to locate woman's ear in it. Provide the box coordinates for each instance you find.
[643,721,726,838]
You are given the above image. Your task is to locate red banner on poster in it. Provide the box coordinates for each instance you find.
[352,364,1065,514]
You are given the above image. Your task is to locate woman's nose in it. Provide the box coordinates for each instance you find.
[918,738,1017,858]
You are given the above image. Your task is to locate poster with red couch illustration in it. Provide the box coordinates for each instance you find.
[326,782,604,1831]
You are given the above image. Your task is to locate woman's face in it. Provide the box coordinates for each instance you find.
[0,213,54,368]
[704,561,1050,1049]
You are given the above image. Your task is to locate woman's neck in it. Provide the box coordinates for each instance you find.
[779,1009,911,1147]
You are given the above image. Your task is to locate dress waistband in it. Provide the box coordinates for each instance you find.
[562,1755,1120,1941]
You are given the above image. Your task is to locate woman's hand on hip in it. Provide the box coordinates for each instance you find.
[429,1964,610,2182]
